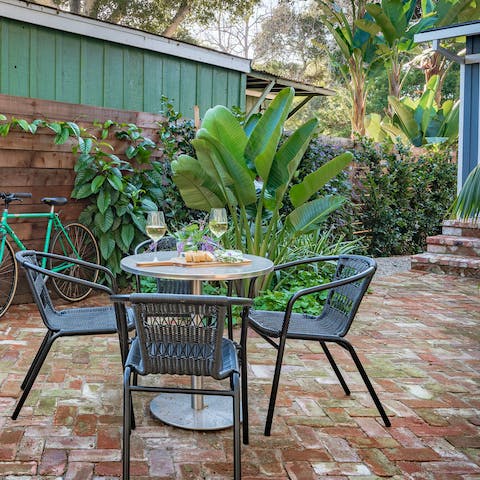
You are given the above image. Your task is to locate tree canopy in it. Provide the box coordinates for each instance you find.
[52,0,260,37]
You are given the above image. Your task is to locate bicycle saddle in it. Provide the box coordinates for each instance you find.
[41,197,68,206]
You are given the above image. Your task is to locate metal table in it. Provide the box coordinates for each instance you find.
[120,250,273,431]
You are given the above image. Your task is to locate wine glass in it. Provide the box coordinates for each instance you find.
[146,211,167,256]
[209,208,228,245]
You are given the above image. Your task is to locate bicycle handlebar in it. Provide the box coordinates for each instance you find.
[0,192,32,205]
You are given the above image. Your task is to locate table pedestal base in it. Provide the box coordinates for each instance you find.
[150,393,234,430]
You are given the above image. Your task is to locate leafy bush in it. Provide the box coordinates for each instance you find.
[254,229,359,313]
[282,136,357,240]
[354,139,456,256]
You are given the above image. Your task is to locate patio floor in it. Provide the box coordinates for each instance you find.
[0,270,479,479]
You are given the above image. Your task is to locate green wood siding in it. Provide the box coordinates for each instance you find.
[0,18,246,118]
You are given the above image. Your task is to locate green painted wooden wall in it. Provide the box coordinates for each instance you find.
[0,18,246,118]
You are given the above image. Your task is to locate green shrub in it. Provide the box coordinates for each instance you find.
[281,137,357,240]
[354,139,456,257]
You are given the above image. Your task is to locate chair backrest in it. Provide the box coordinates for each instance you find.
[16,251,57,328]
[118,294,251,379]
[16,250,114,331]
[320,255,376,336]
[134,237,192,294]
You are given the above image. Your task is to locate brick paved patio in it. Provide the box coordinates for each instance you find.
[0,271,479,479]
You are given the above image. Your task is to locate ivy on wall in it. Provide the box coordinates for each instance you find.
[0,99,198,279]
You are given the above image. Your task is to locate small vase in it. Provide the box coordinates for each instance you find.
[176,240,198,256]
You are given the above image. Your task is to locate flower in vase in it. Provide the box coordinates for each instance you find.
[173,222,218,254]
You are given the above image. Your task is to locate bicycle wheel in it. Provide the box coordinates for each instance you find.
[49,223,100,302]
[0,238,18,317]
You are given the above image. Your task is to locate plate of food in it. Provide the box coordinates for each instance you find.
[136,250,251,267]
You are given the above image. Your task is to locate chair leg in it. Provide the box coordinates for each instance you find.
[320,341,350,395]
[20,332,52,390]
[340,340,391,427]
[123,367,132,480]
[264,338,287,436]
[227,281,234,340]
[240,318,249,445]
[12,334,56,420]
[232,374,241,480]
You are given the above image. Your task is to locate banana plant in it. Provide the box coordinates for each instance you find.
[365,75,459,147]
[171,87,353,266]
[318,0,378,136]
[357,0,438,105]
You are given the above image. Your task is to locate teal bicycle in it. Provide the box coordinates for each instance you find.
[0,192,100,317]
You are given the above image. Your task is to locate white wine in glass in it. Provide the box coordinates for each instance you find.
[146,211,167,242]
[209,208,228,240]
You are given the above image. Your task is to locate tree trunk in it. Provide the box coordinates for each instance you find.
[349,51,366,137]
[69,0,81,14]
[162,1,191,38]
[423,51,449,106]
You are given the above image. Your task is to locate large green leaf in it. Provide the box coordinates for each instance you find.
[95,208,114,233]
[389,96,419,141]
[266,118,319,196]
[450,165,480,221]
[172,155,227,210]
[121,223,135,250]
[441,100,459,139]
[285,196,346,233]
[192,136,231,187]
[99,234,116,260]
[365,3,399,45]
[245,87,294,180]
[289,152,353,208]
[200,106,248,165]
[97,187,111,214]
[355,19,381,38]
[195,131,256,206]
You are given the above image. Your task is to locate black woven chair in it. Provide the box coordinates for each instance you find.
[134,237,193,294]
[11,250,134,420]
[112,293,253,480]
[134,238,238,339]
[247,254,390,436]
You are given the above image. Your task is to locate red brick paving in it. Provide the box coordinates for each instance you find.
[0,271,479,479]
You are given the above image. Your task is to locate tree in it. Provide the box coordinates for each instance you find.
[356,0,437,116]
[413,0,478,105]
[51,0,260,38]
[253,1,329,83]
[318,0,377,136]
[188,4,269,58]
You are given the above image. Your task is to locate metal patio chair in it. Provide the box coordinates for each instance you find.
[247,254,391,436]
[111,293,253,480]
[11,250,134,420]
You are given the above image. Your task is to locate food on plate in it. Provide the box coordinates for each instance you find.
[184,250,216,263]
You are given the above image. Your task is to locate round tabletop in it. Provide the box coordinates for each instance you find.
[121,250,274,282]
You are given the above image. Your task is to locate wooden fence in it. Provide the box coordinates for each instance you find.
[0,93,165,302]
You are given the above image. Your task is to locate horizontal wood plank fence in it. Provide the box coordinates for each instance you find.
[0,93,165,303]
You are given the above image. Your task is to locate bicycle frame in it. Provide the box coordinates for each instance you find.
[0,205,79,271]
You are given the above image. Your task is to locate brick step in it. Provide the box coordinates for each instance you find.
[442,219,480,238]
[411,252,480,278]
[426,235,480,257]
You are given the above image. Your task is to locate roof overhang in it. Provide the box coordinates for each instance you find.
[414,21,480,66]
[246,70,335,119]
[0,0,251,72]
[415,20,480,42]
[247,70,335,97]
